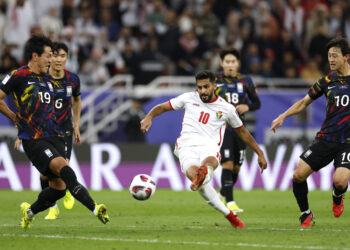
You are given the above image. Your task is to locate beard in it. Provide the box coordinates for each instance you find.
[200,93,213,103]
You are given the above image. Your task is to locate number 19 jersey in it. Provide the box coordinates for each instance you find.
[0,66,56,139]
[169,91,243,148]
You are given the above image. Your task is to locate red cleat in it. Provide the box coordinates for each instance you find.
[300,211,314,227]
[190,165,207,191]
[225,211,245,228]
[333,199,344,217]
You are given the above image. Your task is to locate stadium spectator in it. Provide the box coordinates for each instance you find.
[119,0,139,30]
[0,52,18,74]
[98,8,121,42]
[284,0,304,49]
[81,48,110,86]
[141,70,267,228]
[3,0,35,62]
[39,7,63,41]
[300,58,323,85]
[329,3,343,37]
[0,0,349,84]
[271,37,350,227]
[124,98,146,142]
[196,1,220,47]
[305,4,329,52]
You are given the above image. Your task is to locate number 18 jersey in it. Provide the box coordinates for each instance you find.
[169,91,243,148]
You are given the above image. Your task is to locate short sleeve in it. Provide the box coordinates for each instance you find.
[0,70,19,95]
[308,76,327,100]
[169,92,191,110]
[227,105,243,128]
[73,74,81,97]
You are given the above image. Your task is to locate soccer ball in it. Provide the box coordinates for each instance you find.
[129,174,156,201]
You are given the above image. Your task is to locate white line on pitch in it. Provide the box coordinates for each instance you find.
[0,233,348,250]
[2,223,350,233]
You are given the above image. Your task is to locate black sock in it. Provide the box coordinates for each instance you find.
[220,169,234,203]
[31,188,66,214]
[60,166,95,211]
[40,178,49,190]
[333,184,347,205]
[293,181,309,212]
[231,172,238,201]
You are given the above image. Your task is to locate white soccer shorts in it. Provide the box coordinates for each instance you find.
[174,144,221,175]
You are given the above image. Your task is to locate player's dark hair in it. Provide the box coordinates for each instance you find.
[326,37,350,55]
[195,70,216,83]
[52,42,69,54]
[24,35,52,63]
[220,48,241,61]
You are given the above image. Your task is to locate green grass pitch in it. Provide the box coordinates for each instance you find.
[0,189,349,250]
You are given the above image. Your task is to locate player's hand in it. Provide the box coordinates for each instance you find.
[14,138,22,151]
[140,116,152,133]
[257,153,267,174]
[74,127,81,145]
[235,104,249,114]
[270,115,284,133]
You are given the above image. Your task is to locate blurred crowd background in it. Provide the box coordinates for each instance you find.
[0,0,348,87]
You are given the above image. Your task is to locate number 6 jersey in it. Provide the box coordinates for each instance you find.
[50,70,81,137]
[169,91,243,148]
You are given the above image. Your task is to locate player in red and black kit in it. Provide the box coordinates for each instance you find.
[215,48,261,212]
[0,36,109,229]
[271,37,350,227]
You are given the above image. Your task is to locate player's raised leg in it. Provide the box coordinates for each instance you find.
[332,167,350,217]
[186,156,244,228]
[292,159,314,227]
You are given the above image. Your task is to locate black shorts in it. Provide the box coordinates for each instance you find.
[220,128,246,165]
[64,135,73,160]
[300,139,350,171]
[22,136,66,177]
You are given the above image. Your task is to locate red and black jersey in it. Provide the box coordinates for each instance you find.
[0,66,56,139]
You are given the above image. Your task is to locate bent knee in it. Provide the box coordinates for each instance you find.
[293,172,307,183]
[333,178,348,190]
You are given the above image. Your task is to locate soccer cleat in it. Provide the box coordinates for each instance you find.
[96,204,110,224]
[225,210,245,228]
[299,211,314,227]
[20,202,34,229]
[227,201,244,213]
[190,165,208,191]
[63,190,75,210]
[333,198,344,217]
[45,206,59,220]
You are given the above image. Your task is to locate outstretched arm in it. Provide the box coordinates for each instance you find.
[234,126,267,173]
[140,101,173,133]
[0,90,16,123]
[270,94,313,133]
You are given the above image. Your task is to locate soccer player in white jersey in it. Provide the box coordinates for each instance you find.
[141,70,267,228]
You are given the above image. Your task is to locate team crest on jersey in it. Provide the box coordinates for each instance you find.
[67,86,72,97]
[216,111,223,119]
[237,82,243,93]
[47,82,53,92]
[1,74,10,85]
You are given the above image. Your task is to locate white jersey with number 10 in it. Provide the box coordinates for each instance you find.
[169,91,243,149]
